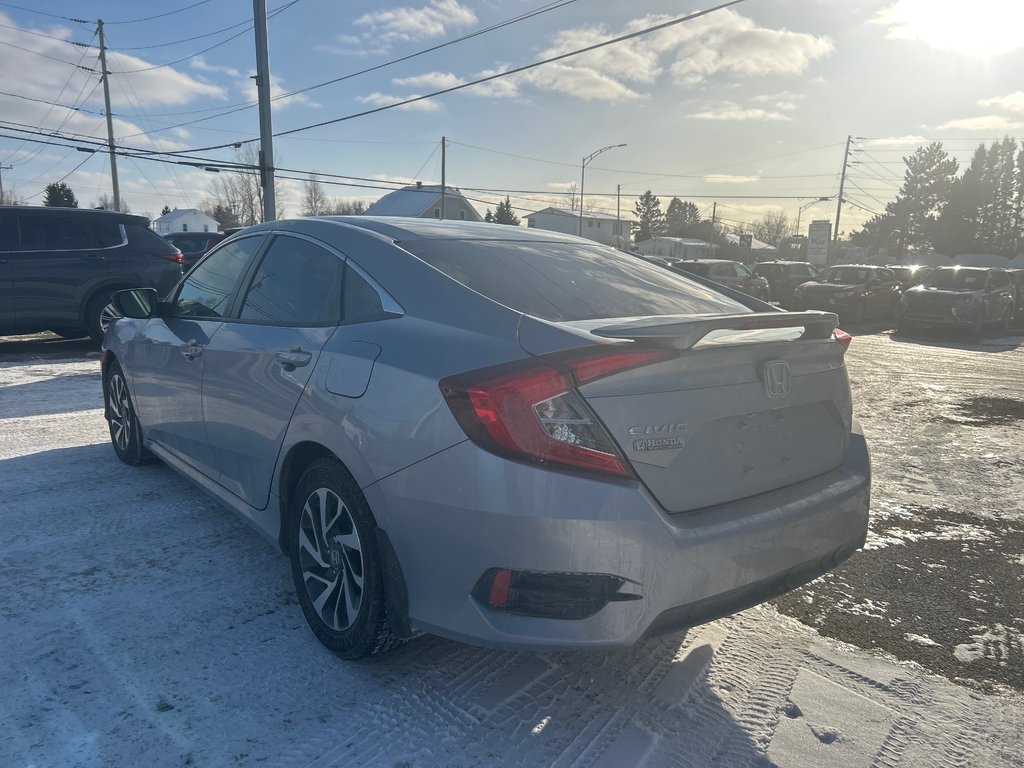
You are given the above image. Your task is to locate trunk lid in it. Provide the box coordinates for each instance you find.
[522,312,852,513]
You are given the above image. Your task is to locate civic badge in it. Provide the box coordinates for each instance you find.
[761,360,790,399]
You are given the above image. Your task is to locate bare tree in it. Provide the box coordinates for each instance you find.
[750,209,794,246]
[325,199,367,215]
[93,192,130,213]
[566,182,578,211]
[203,145,287,226]
[0,184,23,205]
[301,173,328,216]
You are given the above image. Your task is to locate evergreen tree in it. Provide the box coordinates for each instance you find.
[161,205,172,216]
[665,198,702,238]
[484,208,494,223]
[894,142,959,250]
[493,197,520,226]
[43,182,79,208]
[632,190,665,243]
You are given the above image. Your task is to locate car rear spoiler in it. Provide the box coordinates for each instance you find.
[588,311,839,350]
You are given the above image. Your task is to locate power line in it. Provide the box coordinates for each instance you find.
[0,2,87,23]
[104,0,216,25]
[0,38,97,68]
[0,21,90,46]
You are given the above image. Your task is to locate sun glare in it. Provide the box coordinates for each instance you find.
[876,0,1024,57]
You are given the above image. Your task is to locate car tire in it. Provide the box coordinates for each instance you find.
[105,361,154,466]
[86,290,121,344]
[289,458,401,660]
[1002,307,1013,331]
[971,312,984,337]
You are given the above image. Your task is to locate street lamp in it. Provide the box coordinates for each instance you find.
[795,196,831,235]
[579,143,627,236]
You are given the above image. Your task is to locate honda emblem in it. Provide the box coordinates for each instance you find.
[762,360,790,398]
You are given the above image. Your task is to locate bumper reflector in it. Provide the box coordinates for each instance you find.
[473,568,641,620]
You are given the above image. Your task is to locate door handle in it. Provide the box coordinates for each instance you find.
[274,347,312,370]
[181,339,204,360]
[80,253,104,260]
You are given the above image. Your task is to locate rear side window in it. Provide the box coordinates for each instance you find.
[404,240,747,322]
[343,265,385,322]
[239,235,343,325]
[16,213,98,251]
[91,220,125,248]
[174,236,264,318]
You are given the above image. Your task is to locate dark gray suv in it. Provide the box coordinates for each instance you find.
[0,206,182,342]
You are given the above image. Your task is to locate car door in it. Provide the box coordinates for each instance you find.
[130,234,266,478]
[0,210,13,328]
[201,233,345,509]
[985,271,1013,321]
[711,263,737,288]
[10,210,104,329]
[734,262,757,295]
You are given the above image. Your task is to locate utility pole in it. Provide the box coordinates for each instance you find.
[616,183,620,246]
[440,136,446,220]
[0,163,12,204]
[834,134,851,242]
[97,20,120,211]
[252,0,275,222]
[710,201,717,244]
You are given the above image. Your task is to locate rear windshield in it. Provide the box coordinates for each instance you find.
[753,263,787,278]
[403,239,748,321]
[820,267,870,284]
[672,262,710,277]
[923,268,987,290]
[167,235,209,255]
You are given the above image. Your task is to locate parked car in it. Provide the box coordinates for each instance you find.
[102,218,870,659]
[163,231,227,271]
[790,264,901,323]
[885,264,934,291]
[671,259,771,301]
[752,261,820,308]
[898,267,1016,334]
[0,205,182,342]
[1007,269,1024,324]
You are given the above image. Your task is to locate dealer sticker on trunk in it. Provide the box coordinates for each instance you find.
[633,436,686,452]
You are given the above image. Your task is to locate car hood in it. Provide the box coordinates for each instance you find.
[904,287,981,300]
[798,282,862,294]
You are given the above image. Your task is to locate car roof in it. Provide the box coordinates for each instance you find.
[827,264,880,269]
[675,258,738,265]
[255,216,593,245]
[753,260,812,266]
[0,204,146,224]
[165,231,224,237]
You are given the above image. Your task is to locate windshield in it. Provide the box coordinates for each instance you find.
[403,240,749,322]
[753,264,786,278]
[819,267,871,284]
[923,268,987,290]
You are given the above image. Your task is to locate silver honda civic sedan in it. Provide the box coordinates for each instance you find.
[101,217,870,659]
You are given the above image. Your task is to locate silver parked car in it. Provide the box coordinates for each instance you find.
[102,217,870,659]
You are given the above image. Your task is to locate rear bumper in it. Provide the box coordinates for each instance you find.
[900,306,973,326]
[367,423,870,650]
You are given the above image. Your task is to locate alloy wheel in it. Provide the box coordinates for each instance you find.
[99,303,122,334]
[298,487,364,631]
[107,372,132,452]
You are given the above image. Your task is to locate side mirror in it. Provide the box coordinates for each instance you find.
[112,288,159,319]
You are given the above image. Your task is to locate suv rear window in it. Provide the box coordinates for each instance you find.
[403,240,747,321]
[91,220,125,248]
[126,224,175,252]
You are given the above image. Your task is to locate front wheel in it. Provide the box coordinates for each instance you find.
[105,361,153,466]
[86,291,121,344]
[289,459,401,659]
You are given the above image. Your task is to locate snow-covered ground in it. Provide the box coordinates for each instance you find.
[1,349,1023,767]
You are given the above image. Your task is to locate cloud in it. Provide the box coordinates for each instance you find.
[240,74,320,111]
[864,134,928,147]
[979,92,1024,113]
[392,71,464,90]
[354,0,476,46]
[703,174,761,184]
[690,102,791,121]
[191,57,241,79]
[872,0,1024,57]
[936,115,1024,132]
[356,93,440,112]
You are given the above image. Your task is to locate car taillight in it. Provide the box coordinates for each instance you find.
[160,251,183,266]
[439,346,673,479]
[833,329,852,349]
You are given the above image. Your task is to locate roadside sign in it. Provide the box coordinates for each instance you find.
[807,220,831,266]
[739,234,752,249]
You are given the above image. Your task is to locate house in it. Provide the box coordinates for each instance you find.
[637,236,717,261]
[364,183,482,221]
[524,207,630,248]
[153,208,220,235]
[720,232,778,261]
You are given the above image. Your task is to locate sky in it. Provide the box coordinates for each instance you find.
[0,0,1022,235]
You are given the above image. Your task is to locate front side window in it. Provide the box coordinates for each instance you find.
[735,263,752,278]
[173,236,264,317]
[239,235,344,325]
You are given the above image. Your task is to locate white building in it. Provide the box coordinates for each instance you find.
[153,208,220,235]
[637,237,717,261]
[364,183,482,221]
[524,207,630,248]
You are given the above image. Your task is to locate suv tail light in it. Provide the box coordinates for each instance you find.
[833,329,852,350]
[159,251,183,266]
[440,346,673,479]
